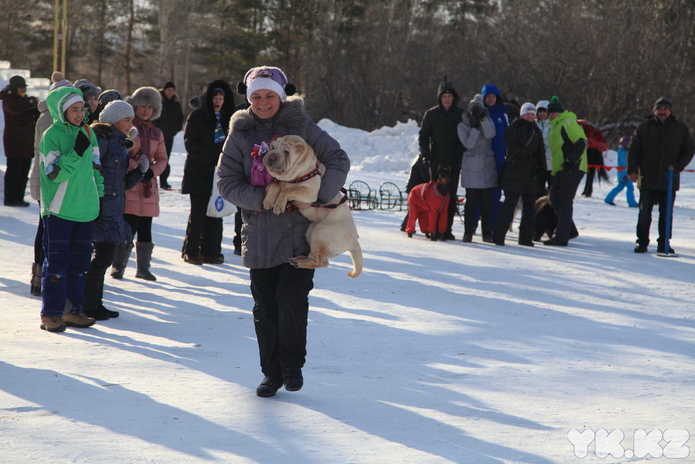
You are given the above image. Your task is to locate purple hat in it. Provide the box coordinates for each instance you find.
[237,66,296,102]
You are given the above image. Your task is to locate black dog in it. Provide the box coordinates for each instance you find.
[534,195,579,241]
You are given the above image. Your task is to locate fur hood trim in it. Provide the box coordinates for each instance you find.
[230,95,306,133]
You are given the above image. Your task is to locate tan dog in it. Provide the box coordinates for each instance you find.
[262,135,363,278]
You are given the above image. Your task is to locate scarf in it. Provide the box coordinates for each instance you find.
[133,116,156,198]
[214,112,225,144]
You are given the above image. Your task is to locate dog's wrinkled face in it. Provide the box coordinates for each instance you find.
[263,135,313,180]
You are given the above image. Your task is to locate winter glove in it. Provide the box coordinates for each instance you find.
[561,127,587,170]
[137,155,150,173]
[419,154,431,170]
[141,168,154,181]
[471,105,487,121]
[74,131,91,157]
[469,111,481,129]
[46,165,61,180]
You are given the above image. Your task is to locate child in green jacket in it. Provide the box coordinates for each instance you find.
[38,86,104,333]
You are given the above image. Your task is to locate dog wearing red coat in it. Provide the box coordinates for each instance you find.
[405,166,451,241]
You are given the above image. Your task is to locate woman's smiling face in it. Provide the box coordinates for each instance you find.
[249,89,281,120]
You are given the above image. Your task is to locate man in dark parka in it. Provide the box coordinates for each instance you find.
[417,78,465,239]
[1,75,38,206]
[155,82,184,189]
[628,97,695,254]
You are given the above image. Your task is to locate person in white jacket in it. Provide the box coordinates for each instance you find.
[535,99,553,196]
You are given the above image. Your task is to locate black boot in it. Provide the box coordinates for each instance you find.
[282,367,304,392]
[256,376,283,398]
[30,262,42,296]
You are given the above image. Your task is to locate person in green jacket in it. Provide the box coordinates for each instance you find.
[38,86,104,333]
[544,96,587,246]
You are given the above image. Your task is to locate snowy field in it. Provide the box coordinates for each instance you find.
[0,117,694,464]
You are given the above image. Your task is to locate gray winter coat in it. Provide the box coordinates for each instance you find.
[457,113,497,189]
[217,96,350,269]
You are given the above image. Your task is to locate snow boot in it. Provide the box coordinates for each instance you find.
[111,243,133,279]
[30,262,42,296]
[135,242,157,281]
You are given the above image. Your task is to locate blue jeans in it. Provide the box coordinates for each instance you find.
[41,216,94,317]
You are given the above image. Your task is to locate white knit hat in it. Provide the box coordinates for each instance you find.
[520,102,536,116]
[62,93,84,113]
[99,100,135,124]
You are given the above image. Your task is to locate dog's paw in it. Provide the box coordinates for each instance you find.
[272,203,285,215]
[288,256,304,268]
[262,198,274,211]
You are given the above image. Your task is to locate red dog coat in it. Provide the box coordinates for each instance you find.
[405,181,450,236]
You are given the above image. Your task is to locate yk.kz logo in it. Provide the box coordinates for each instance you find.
[568,429,690,459]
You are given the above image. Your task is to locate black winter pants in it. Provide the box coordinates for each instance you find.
[464,188,493,238]
[83,242,116,311]
[4,157,31,204]
[548,169,584,242]
[636,189,676,247]
[250,264,315,377]
[159,136,174,186]
[182,194,223,257]
[124,214,153,243]
[493,191,536,244]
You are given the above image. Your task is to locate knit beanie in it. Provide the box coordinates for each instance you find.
[74,79,100,99]
[547,96,564,113]
[99,100,135,124]
[62,93,84,114]
[467,94,485,111]
[49,71,73,91]
[520,102,536,116]
[653,97,673,112]
[620,136,631,149]
[237,66,296,102]
[163,81,175,90]
[98,89,124,108]
[536,100,549,111]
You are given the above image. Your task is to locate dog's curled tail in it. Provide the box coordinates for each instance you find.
[347,242,363,278]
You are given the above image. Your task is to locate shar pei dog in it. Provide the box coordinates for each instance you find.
[262,135,363,278]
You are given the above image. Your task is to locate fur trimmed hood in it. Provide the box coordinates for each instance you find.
[230,95,306,133]
[126,86,162,120]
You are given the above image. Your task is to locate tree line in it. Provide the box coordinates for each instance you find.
[2,0,693,142]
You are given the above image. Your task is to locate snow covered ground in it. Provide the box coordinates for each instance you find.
[1,118,694,464]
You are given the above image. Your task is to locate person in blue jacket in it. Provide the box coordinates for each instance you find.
[83,101,147,320]
[604,136,637,207]
[481,84,509,224]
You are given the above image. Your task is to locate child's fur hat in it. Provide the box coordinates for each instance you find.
[126,86,162,120]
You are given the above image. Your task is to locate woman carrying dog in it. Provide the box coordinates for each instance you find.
[218,66,350,398]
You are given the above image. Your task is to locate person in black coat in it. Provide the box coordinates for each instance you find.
[411,78,465,239]
[492,103,546,246]
[1,75,39,207]
[155,82,184,189]
[628,97,695,254]
[181,79,235,264]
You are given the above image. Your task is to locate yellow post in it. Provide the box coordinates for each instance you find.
[61,0,68,73]
[53,0,59,71]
